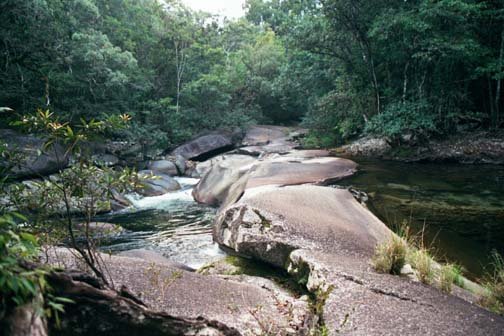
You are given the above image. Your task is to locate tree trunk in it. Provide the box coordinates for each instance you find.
[5,297,48,336]
[174,41,187,114]
[46,271,240,336]
[494,28,504,128]
[402,61,410,103]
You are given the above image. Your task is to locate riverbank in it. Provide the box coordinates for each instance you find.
[333,131,504,165]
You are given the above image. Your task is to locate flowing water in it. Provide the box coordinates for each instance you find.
[96,177,225,269]
[95,159,503,279]
[337,159,504,279]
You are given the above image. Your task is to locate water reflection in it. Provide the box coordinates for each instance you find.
[337,159,504,278]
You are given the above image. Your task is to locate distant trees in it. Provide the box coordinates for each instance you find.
[245,0,504,144]
[0,0,293,150]
[1,0,503,149]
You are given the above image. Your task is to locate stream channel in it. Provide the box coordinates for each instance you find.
[96,160,503,279]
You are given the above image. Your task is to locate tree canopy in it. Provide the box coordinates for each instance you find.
[1,0,503,148]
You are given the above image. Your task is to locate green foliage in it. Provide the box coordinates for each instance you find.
[0,211,73,323]
[480,251,504,314]
[9,110,137,285]
[0,0,277,151]
[302,131,339,149]
[438,264,460,293]
[0,213,40,310]
[365,101,438,141]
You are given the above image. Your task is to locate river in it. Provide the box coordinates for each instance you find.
[96,159,503,279]
[95,177,225,269]
[337,159,504,279]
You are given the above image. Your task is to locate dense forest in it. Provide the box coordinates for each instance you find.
[2,1,504,334]
[2,0,503,149]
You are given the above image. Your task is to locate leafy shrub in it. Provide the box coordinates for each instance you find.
[10,109,135,285]
[0,212,72,324]
[302,86,369,145]
[301,131,339,149]
[365,100,438,142]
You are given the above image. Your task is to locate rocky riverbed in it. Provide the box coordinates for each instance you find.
[5,125,504,335]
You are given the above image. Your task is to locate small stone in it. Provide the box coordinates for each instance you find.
[400,264,415,275]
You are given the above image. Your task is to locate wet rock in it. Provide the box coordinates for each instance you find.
[173,155,187,175]
[147,160,178,176]
[137,170,181,196]
[0,129,69,179]
[110,189,131,211]
[171,132,234,160]
[192,155,257,206]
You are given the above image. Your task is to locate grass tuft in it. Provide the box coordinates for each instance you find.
[480,251,504,315]
[408,248,434,285]
[372,235,407,275]
[438,264,460,293]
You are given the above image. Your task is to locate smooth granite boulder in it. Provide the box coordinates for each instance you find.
[214,185,504,335]
[0,129,69,179]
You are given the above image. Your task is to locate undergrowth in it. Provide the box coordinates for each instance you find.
[373,221,504,315]
[479,251,504,315]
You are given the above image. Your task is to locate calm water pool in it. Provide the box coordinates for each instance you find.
[337,159,504,278]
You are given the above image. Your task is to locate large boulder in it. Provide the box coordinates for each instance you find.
[242,125,290,146]
[214,186,390,266]
[45,248,313,335]
[147,160,178,176]
[0,129,69,178]
[170,132,235,161]
[137,170,181,196]
[193,153,357,207]
[244,156,357,189]
[239,125,302,156]
[192,155,257,206]
[334,136,392,158]
[214,185,504,335]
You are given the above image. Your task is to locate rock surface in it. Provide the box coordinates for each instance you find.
[335,131,504,164]
[213,185,504,335]
[47,249,313,335]
[238,125,304,156]
[334,136,392,158]
[192,155,257,206]
[137,170,181,196]
[244,156,357,189]
[147,160,179,176]
[193,154,357,207]
[171,132,235,160]
[0,129,69,178]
